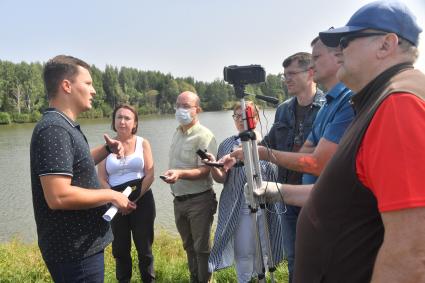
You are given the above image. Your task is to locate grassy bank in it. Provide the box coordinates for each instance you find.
[0,230,288,282]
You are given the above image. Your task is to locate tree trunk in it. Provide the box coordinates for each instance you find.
[16,85,21,114]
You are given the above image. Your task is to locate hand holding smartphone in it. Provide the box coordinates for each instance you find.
[203,161,225,168]
[196,149,210,160]
[197,149,224,168]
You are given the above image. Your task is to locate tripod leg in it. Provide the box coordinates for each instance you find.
[259,207,276,283]
[252,208,266,283]
[237,97,278,282]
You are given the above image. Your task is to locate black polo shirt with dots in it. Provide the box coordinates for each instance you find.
[30,108,113,263]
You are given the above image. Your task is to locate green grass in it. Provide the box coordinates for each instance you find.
[0,230,288,282]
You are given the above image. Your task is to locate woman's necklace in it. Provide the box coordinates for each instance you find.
[118,135,135,174]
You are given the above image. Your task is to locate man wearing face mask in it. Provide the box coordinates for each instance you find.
[162,91,218,283]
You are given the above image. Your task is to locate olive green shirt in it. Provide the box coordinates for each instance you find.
[169,122,217,196]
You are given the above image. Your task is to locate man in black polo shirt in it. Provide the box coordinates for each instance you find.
[30,55,136,282]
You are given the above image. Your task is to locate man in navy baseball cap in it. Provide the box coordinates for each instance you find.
[293,1,425,282]
[319,0,422,48]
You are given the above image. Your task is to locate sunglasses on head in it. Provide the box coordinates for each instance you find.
[339,32,388,49]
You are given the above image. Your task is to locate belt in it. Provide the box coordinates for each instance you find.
[174,189,212,202]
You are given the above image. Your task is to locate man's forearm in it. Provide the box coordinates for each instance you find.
[371,235,425,282]
[91,144,109,165]
[260,182,314,206]
[260,147,320,176]
[45,186,117,210]
[370,208,425,282]
[177,166,210,180]
[281,184,314,207]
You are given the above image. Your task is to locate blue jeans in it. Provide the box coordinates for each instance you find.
[282,205,301,283]
[46,250,104,283]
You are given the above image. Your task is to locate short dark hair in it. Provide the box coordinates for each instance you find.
[282,52,312,69]
[43,55,90,99]
[310,36,320,47]
[111,104,139,135]
[311,36,338,53]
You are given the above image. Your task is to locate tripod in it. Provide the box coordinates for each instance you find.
[235,85,278,283]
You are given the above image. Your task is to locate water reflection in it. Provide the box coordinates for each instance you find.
[0,110,275,242]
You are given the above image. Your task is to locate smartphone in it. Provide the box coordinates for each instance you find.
[196,149,210,160]
[159,175,168,181]
[204,161,225,168]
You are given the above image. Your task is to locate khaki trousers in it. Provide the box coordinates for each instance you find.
[174,190,217,283]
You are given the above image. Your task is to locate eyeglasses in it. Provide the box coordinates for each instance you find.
[174,104,197,110]
[282,69,309,80]
[339,32,388,49]
[232,114,243,121]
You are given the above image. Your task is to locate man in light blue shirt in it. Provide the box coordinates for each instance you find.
[302,81,353,184]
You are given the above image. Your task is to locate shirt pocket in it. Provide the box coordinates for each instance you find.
[180,143,197,165]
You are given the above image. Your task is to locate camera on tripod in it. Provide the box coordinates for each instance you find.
[223,65,266,86]
[222,64,278,282]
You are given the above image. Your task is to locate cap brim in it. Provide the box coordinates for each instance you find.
[319,26,366,47]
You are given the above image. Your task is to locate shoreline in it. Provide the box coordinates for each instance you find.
[0,229,289,282]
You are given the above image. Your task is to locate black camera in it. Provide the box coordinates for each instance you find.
[223,65,265,86]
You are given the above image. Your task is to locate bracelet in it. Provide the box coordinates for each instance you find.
[105,144,112,154]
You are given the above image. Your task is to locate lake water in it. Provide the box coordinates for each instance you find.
[0,110,275,243]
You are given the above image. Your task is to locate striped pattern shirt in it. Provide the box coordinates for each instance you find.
[208,136,286,272]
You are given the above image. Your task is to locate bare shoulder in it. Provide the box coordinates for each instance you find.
[141,138,152,151]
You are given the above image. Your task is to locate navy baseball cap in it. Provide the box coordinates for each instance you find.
[319,1,422,47]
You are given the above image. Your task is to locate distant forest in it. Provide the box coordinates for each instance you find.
[0,60,288,124]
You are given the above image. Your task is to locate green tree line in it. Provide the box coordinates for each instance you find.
[0,60,287,124]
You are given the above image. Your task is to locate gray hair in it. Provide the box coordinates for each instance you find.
[398,37,419,63]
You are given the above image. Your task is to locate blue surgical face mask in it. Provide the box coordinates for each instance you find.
[175,108,193,125]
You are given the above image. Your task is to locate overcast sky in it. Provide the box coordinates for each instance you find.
[1,0,424,82]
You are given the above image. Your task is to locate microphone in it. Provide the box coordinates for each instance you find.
[255,94,279,105]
